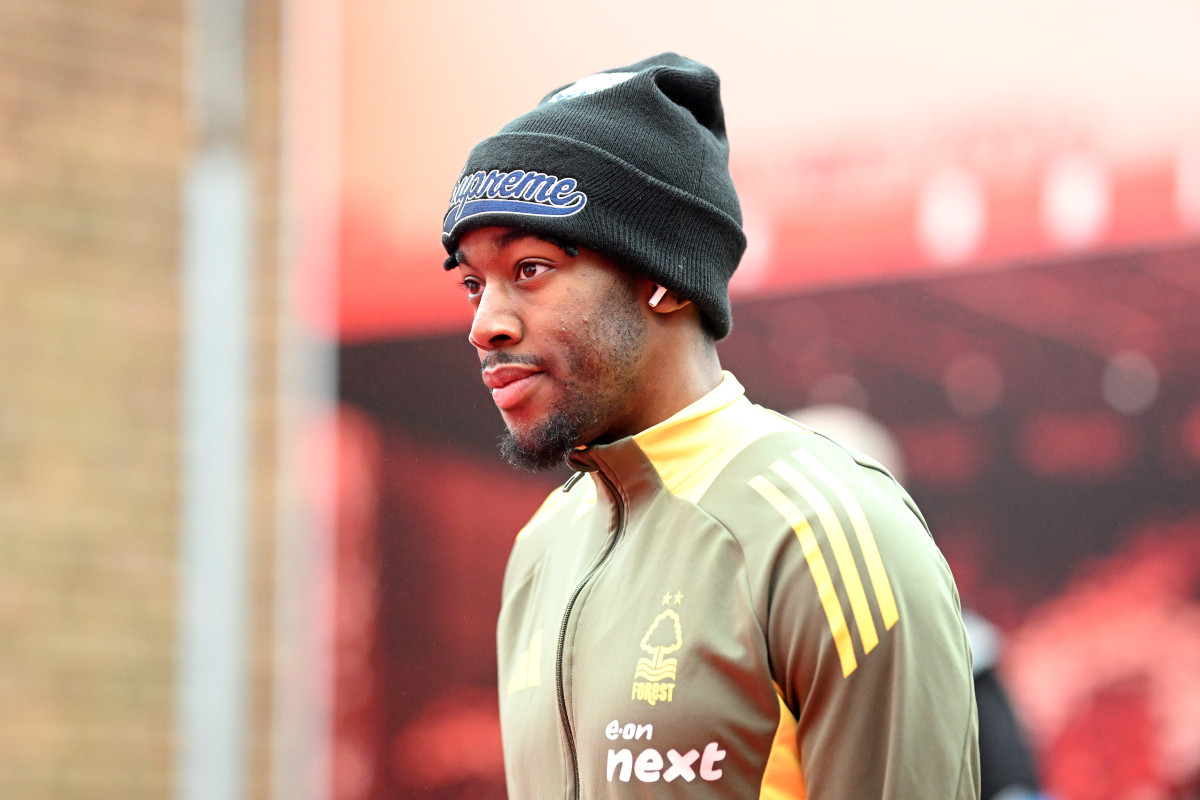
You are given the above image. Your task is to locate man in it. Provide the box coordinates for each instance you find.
[442,53,979,799]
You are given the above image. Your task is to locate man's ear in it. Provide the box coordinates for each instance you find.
[644,283,691,313]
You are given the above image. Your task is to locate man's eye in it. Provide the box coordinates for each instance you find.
[517,262,552,281]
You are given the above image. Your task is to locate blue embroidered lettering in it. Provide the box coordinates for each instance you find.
[480,169,505,198]
[466,171,486,200]
[443,167,588,237]
[548,177,578,204]
[516,172,555,202]
[497,170,525,198]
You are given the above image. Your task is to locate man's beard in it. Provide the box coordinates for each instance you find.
[497,383,593,471]
[497,280,645,472]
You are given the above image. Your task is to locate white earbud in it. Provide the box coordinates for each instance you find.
[648,285,668,308]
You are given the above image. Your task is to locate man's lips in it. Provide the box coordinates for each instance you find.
[483,365,545,410]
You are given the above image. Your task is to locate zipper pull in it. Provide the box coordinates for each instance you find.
[562,471,585,492]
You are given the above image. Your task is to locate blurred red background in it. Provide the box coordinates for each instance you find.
[333,249,1200,800]
[289,4,1200,799]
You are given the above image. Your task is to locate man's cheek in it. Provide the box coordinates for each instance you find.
[551,335,588,379]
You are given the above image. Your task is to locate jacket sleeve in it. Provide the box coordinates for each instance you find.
[747,441,980,800]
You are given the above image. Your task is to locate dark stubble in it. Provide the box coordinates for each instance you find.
[495,279,646,471]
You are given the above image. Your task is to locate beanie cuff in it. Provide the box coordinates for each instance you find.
[442,132,744,338]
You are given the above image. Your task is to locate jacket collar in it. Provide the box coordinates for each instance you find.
[566,372,750,498]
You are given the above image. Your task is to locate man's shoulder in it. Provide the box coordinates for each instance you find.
[696,417,951,648]
[696,411,931,551]
[501,474,598,594]
[514,474,597,541]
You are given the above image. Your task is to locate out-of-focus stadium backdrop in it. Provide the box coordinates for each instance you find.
[2,2,1199,799]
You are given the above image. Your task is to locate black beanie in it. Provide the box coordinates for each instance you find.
[441,53,745,339]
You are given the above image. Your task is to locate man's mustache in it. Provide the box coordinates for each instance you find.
[481,351,543,373]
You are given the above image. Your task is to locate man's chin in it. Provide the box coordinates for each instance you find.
[499,412,583,472]
[497,406,535,432]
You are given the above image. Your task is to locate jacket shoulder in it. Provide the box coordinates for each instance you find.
[716,426,976,800]
[501,474,597,593]
[697,418,932,554]
[699,417,966,706]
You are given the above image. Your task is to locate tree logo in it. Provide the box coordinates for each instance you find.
[635,609,683,683]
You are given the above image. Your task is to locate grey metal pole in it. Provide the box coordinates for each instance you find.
[177,1,254,799]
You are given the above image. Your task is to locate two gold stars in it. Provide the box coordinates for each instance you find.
[661,591,684,605]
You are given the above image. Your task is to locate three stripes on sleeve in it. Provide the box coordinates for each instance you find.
[748,449,899,678]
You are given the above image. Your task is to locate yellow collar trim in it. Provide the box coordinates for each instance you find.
[633,371,798,502]
[634,370,747,440]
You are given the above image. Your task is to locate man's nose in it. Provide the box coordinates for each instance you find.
[469,283,522,351]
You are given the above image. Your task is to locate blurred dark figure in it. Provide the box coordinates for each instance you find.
[963,610,1042,800]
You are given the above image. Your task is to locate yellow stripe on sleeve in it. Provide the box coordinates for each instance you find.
[749,475,858,677]
[770,461,879,654]
[793,449,899,630]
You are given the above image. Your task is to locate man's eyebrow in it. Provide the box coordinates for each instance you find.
[495,229,542,251]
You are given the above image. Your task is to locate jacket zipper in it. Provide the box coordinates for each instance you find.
[556,468,627,800]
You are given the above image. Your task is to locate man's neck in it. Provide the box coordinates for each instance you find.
[589,345,723,445]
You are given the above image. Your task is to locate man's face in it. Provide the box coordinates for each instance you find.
[455,226,647,470]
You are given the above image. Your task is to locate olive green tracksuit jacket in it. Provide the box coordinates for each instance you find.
[497,373,980,799]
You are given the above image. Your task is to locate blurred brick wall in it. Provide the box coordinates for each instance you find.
[0,1,281,797]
